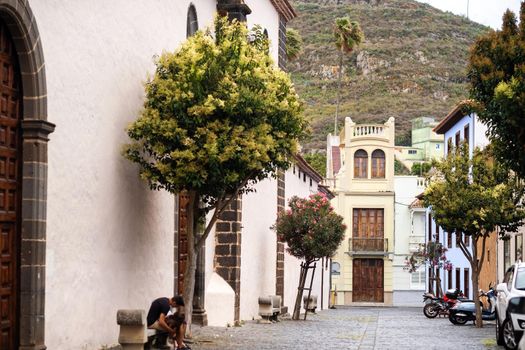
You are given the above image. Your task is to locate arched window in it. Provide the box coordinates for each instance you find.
[354,149,368,178]
[371,149,385,178]
[186,4,199,38]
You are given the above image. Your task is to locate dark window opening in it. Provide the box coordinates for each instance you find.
[187,4,199,38]
[464,124,470,147]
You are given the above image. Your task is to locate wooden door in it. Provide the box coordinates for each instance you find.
[353,259,384,302]
[352,209,384,251]
[0,19,21,350]
[177,193,189,295]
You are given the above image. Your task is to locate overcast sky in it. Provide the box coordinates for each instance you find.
[415,0,522,29]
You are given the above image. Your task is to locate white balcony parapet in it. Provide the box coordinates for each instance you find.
[352,124,385,137]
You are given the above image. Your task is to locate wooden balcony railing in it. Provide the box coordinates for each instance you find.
[348,238,388,253]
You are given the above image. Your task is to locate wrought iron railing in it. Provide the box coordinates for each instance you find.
[348,237,388,252]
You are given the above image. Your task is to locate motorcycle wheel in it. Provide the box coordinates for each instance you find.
[449,314,458,325]
[423,303,438,318]
[449,314,468,325]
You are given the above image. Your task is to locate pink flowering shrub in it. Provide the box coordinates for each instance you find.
[273,193,346,263]
[405,241,452,273]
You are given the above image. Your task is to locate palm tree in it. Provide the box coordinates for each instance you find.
[333,17,364,133]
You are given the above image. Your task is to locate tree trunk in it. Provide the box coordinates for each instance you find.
[303,263,317,320]
[472,236,483,327]
[180,189,240,335]
[334,50,343,134]
[182,190,200,336]
[428,267,435,295]
[435,272,443,298]
[292,262,309,320]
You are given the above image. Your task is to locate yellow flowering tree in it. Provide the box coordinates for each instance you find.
[124,16,307,325]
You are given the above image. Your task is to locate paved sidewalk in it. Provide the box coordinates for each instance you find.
[189,306,499,350]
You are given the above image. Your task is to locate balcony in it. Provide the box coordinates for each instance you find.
[352,124,385,137]
[348,237,388,256]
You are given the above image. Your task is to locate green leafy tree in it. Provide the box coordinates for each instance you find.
[286,28,303,62]
[423,144,525,327]
[124,16,307,326]
[411,162,432,176]
[468,4,525,178]
[303,152,326,177]
[273,193,345,320]
[333,17,364,134]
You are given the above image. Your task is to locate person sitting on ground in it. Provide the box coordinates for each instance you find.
[147,295,189,349]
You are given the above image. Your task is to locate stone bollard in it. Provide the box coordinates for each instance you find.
[303,295,318,313]
[117,309,147,350]
[270,295,282,322]
[258,296,273,323]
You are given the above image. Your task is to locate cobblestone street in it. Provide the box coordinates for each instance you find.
[190,307,499,350]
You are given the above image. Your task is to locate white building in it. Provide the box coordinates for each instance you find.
[0,1,332,349]
[393,176,426,306]
[427,102,493,298]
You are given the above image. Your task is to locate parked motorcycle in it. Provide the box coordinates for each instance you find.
[448,287,496,325]
[423,288,465,318]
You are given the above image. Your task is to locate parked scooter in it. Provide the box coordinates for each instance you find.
[423,288,465,318]
[448,287,496,325]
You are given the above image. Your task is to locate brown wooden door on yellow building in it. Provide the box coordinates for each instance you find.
[353,259,384,302]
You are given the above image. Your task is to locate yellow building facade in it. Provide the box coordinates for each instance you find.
[327,117,395,305]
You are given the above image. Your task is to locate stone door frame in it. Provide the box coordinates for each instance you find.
[0,1,54,349]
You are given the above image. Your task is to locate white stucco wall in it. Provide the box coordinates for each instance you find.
[442,113,488,157]
[431,112,489,299]
[240,177,278,321]
[30,1,216,348]
[27,0,288,347]
[238,165,330,321]
[393,176,425,305]
[283,167,330,313]
[245,0,280,64]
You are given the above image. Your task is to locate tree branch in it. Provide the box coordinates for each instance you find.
[195,174,256,249]
[477,232,488,273]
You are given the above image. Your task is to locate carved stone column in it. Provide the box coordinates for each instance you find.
[19,120,55,350]
[192,241,208,325]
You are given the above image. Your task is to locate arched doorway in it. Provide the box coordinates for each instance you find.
[0,17,22,350]
[0,1,54,348]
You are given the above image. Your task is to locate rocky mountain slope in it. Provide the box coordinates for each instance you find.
[287,0,490,150]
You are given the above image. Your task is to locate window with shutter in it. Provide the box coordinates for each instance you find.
[371,149,385,178]
[354,149,368,178]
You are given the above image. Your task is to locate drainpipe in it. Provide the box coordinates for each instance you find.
[321,257,324,310]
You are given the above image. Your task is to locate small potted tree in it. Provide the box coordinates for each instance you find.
[273,193,345,320]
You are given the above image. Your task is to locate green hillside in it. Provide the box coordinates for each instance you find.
[288,0,490,150]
